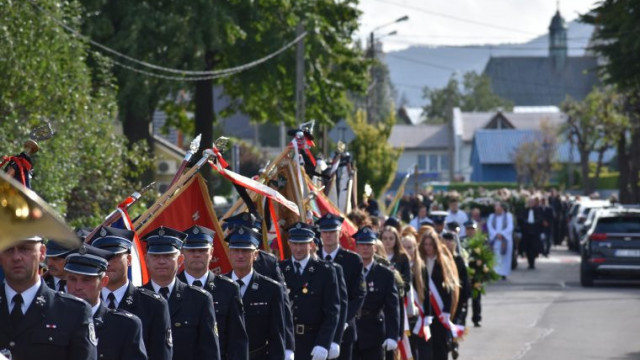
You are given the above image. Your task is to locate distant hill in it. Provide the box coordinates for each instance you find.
[385,20,594,107]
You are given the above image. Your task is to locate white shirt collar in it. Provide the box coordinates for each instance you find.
[364,262,374,273]
[183,271,209,286]
[91,300,101,317]
[101,280,129,308]
[5,277,42,314]
[386,254,394,261]
[151,278,176,297]
[322,247,339,260]
[292,254,311,271]
[231,270,253,297]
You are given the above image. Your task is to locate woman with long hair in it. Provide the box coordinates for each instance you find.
[441,231,470,359]
[401,234,430,360]
[419,230,460,360]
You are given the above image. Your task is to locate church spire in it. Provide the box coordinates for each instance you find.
[549,8,567,70]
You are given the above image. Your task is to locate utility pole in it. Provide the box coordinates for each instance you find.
[295,22,305,124]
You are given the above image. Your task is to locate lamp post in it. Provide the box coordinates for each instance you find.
[367,15,408,123]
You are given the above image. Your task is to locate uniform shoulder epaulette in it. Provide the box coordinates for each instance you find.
[187,284,210,296]
[111,309,136,319]
[341,248,359,257]
[56,291,86,304]
[259,274,281,287]
[260,250,278,260]
[216,274,235,285]
[137,287,163,301]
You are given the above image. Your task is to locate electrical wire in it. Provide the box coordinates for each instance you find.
[30,0,307,78]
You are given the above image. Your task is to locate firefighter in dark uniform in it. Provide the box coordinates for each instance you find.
[177,225,248,360]
[316,213,366,360]
[43,239,74,292]
[91,226,173,360]
[223,211,295,358]
[280,222,340,360]
[225,225,287,359]
[141,226,221,360]
[0,236,97,360]
[352,227,400,360]
[64,245,147,360]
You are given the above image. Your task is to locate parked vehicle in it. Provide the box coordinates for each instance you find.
[580,208,640,287]
[568,200,609,252]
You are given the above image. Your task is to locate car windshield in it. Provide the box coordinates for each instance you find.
[595,216,640,233]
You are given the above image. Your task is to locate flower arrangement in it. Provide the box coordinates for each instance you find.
[465,232,500,298]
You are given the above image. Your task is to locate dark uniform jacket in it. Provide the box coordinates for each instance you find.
[118,282,172,360]
[255,250,295,352]
[280,257,340,352]
[43,274,65,292]
[329,262,348,344]
[178,271,248,360]
[355,261,399,350]
[143,279,221,360]
[318,248,365,344]
[0,281,97,360]
[93,303,147,360]
[452,254,470,325]
[231,271,287,360]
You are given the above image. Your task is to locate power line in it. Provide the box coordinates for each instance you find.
[384,38,589,51]
[386,53,457,72]
[30,0,306,78]
[372,0,536,35]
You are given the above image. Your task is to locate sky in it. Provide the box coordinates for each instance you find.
[356,0,599,52]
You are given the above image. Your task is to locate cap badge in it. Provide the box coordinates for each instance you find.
[242,214,249,220]
[193,227,200,234]
[79,245,87,255]
[327,213,332,219]
[158,228,166,236]
[239,228,245,235]
[100,228,107,237]
[296,223,302,229]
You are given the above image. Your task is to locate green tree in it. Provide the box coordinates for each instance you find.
[422,71,513,124]
[347,109,400,200]
[561,87,628,195]
[0,0,151,226]
[581,1,640,203]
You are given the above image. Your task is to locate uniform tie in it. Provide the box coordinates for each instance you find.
[294,261,302,276]
[324,254,332,262]
[192,280,203,288]
[10,293,24,328]
[57,280,66,293]
[107,292,117,310]
[159,287,170,300]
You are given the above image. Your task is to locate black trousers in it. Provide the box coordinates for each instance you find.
[338,341,353,360]
[430,320,450,360]
[521,233,540,268]
[295,332,318,360]
[472,293,482,324]
[353,345,384,360]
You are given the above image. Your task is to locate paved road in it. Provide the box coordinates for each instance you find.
[459,246,640,360]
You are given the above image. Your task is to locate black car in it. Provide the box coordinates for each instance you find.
[580,208,640,287]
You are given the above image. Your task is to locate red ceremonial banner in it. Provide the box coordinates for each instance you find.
[137,175,231,274]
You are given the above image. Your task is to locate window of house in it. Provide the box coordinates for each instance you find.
[417,154,427,170]
[429,154,438,171]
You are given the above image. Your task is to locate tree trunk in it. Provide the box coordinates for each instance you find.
[593,148,606,192]
[617,130,632,203]
[194,51,218,194]
[630,125,640,203]
[579,150,592,195]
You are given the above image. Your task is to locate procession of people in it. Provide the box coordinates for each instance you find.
[1,129,576,360]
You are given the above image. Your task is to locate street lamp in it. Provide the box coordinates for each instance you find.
[369,15,409,58]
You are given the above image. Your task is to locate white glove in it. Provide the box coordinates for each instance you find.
[310,346,329,360]
[382,338,398,351]
[328,342,340,359]
[426,316,434,325]
[285,349,295,360]
[439,312,451,323]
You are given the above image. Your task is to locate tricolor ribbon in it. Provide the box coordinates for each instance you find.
[428,277,465,338]
[267,198,284,261]
[116,197,149,286]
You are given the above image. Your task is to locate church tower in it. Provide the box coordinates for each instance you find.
[549,9,568,70]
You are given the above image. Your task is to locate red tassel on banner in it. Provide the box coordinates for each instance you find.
[267,198,284,261]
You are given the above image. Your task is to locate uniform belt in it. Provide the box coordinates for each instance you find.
[249,344,269,358]
[358,309,382,319]
[294,323,318,335]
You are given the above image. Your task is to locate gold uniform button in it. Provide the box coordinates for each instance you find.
[48,337,53,342]
[175,322,181,327]
[9,341,15,347]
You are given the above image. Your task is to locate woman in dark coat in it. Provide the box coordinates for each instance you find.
[419,230,459,360]
[442,231,470,359]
